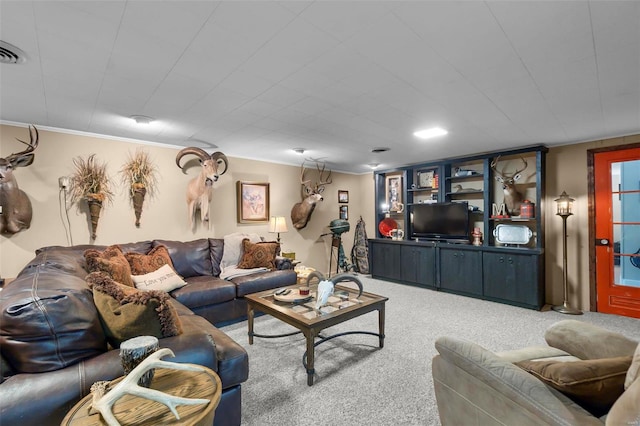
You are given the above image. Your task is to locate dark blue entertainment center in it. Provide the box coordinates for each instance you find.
[370,145,547,310]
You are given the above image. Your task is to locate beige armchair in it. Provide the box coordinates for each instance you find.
[432,320,639,425]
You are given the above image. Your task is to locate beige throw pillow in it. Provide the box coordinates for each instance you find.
[516,356,632,417]
[132,264,187,293]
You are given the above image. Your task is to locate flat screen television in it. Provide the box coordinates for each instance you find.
[410,202,470,241]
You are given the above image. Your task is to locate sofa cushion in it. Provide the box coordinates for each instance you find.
[233,270,298,297]
[237,239,279,270]
[153,239,212,278]
[170,276,236,309]
[515,356,632,417]
[0,268,107,373]
[26,245,96,276]
[209,238,224,277]
[88,272,183,348]
[132,264,187,293]
[607,365,640,426]
[125,245,174,275]
[84,245,134,287]
[625,343,640,389]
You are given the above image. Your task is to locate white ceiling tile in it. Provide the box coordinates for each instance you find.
[119,1,216,47]
[209,1,296,51]
[254,85,307,108]
[220,70,276,98]
[1,1,639,172]
[300,1,391,42]
[261,18,341,66]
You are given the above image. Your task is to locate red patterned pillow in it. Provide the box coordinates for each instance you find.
[237,238,279,270]
[125,245,174,275]
[84,245,134,287]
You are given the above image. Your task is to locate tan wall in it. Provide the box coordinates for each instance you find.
[545,133,640,310]
[0,124,368,277]
[4,123,639,312]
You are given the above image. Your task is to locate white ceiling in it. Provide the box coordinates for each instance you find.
[1,1,639,173]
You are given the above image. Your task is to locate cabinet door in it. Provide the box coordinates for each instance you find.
[482,252,542,308]
[439,248,482,295]
[401,245,436,288]
[370,242,402,281]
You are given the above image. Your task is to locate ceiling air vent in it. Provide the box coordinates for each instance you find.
[371,147,390,153]
[0,41,27,64]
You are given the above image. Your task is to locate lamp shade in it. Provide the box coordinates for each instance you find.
[554,191,574,216]
[269,216,288,234]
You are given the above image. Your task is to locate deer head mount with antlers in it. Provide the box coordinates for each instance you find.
[490,155,528,216]
[0,125,39,235]
[290,160,332,229]
[176,147,228,230]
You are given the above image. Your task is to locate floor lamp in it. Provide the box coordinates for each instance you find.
[552,191,583,315]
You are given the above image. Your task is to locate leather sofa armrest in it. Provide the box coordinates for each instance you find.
[545,320,638,360]
[275,256,292,270]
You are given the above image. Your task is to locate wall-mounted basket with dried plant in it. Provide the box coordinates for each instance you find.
[69,154,114,239]
[120,149,158,227]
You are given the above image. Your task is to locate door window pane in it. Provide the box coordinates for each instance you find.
[611,160,640,288]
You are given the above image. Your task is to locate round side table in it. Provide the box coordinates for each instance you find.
[62,364,221,426]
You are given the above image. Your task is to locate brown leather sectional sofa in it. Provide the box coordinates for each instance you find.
[0,238,297,426]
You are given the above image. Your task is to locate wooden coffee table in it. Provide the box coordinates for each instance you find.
[245,282,388,385]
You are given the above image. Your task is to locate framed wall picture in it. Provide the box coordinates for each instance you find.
[385,175,403,212]
[237,181,270,223]
[338,190,349,203]
[339,205,349,220]
[418,170,434,188]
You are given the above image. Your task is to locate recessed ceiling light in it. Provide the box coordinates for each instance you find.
[367,163,380,169]
[413,127,448,140]
[371,147,390,153]
[292,148,305,155]
[130,115,155,125]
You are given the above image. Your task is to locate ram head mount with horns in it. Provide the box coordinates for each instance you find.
[175,147,228,230]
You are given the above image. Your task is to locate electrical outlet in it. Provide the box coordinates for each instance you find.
[58,176,69,190]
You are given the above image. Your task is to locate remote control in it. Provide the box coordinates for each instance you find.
[275,288,287,296]
[282,289,292,295]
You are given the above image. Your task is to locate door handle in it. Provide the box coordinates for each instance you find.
[595,238,610,246]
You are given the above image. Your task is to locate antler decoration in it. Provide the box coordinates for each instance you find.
[89,348,209,426]
[306,272,363,309]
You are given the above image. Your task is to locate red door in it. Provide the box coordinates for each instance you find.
[594,147,640,318]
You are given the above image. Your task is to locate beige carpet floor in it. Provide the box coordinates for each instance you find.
[221,275,640,426]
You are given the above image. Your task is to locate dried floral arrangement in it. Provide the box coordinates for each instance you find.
[69,154,114,239]
[120,149,159,227]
